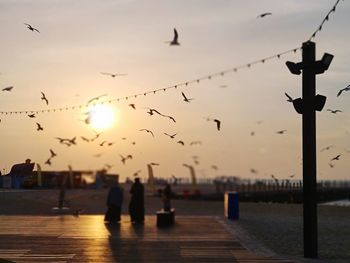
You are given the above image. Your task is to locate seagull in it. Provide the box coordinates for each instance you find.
[285,92,294,102]
[257,12,272,18]
[289,174,295,178]
[120,154,132,164]
[145,108,162,116]
[100,72,127,78]
[80,136,90,142]
[129,104,136,110]
[190,141,202,146]
[133,170,142,177]
[181,92,194,103]
[328,163,335,168]
[214,119,221,131]
[330,154,341,161]
[41,92,49,105]
[327,109,342,114]
[68,137,77,145]
[107,142,114,146]
[140,129,154,137]
[320,145,333,152]
[36,122,43,131]
[177,140,185,145]
[2,86,13,92]
[24,23,40,33]
[166,115,176,123]
[276,130,287,134]
[165,28,180,46]
[87,94,107,104]
[250,168,258,174]
[45,158,52,166]
[99,141,108,146]
[28,113,36,118]
[336,85,350,97]
[164,132,177,139]
[49,149,57,158]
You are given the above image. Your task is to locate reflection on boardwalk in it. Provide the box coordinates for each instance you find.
[0,216,296,262]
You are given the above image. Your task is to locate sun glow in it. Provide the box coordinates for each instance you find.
[88,104,117,131]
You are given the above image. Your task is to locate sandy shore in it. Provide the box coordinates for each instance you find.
[0,188,349,262]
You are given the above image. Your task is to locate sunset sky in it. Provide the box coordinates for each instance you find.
[0,0,349,181]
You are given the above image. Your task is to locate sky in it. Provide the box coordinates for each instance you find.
[0,0,349,182]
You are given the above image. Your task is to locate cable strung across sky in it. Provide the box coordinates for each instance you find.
[0,0,344,116]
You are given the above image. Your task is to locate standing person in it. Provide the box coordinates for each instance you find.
[162,184,172,212]
[105,181,124,223]
[129,178,144,224]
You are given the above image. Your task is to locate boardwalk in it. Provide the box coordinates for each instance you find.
[0,215,296,263]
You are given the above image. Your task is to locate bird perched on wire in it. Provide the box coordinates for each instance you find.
[36,122,43,131]
[336,85,350,97]
[327,109,342,114]
[100,72,127,78]
[24,23,40,33]
[285,92,294,102]
[164,132,177,139]
[257,12,272,18]
[165,28,180,46]
[2,86,13,92]
[181,92,194,103]
[139,129,154,137]
[41,92,49,105]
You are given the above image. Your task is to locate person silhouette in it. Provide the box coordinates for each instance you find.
[129,178,144,224]
[105,181,124,223]
[162,184,172,212]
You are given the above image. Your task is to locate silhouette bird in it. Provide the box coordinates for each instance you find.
[133,170,142,177]
[104,164,113,170]
[129,104,136,109]
[99,141,108,146]
[336,85,350,97]
[93,153,103,158]
[120,154,132,164]
[330,155,341,161]
[285,92,294,102]
[192,156,200,165]
[276,130,287,134]
[149,162,159,166]
[165,28,180,45]
[90,132,101,142]
[289,174,295,178]
[250,131,255,136]
[181,92,194,102]
[28,113,36,118]
[328,163,335,168]
[145,108,162,116]
[177,140,185,145]
[49,149,57,158]
[41,92,48,105]
[121,137,127,140]
[68,137,77,145]
[24,23,40,33]
[45,158,52,166]
[100,72,127,78]
[107,142,114,146]
[166,115,176,123]
[164,132,177,139]
[87,94,107,104]
[250,168,258,174]
[327,109,342,114]
[80,136,90,142]
[214,119,221,131]
[36,122,43,131]
[2,86,13,92]
[320,145,333,152]
[190,141,202,145]
[211,165,218,170]
[140,129,154,137]
[257,12,272,18]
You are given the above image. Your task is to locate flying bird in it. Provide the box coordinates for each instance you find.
[320,145,333,152]
[181,92,194,103]
[250,168,258,174]
[99,141,108,146]
[45,158,52,166]
[36,122,43,131]
[140,129,154,137]
[80,136,90,142]
[285,92,294,102]
[330,155,341,161]
[211,165,218,170]
[87,94,107,104]
[133,170,142,177]
[190,141,202,146]
[328,163,335,168]
[164,132,177,139]
[100,72,127,78]
[257,12,272,18]
[24,23,40,33]
[41,92,49,105]
[177,140,185,145]
[129,104,136,110]
[28,113,36,118]
[214,119,221,131]
[93,153,103,158]
[165,28,180,46]
[276,130,287,134]
[49,149,57,158]
[336,85,350,97]
[327,109,342,114]
[250,131,255,136]
[2,86,13,92]
[145,108,162,116]
[120,154,132,164]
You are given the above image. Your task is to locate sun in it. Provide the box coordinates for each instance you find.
[88,104,117,131]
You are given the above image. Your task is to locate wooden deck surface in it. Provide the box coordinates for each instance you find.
[0,215,296,262]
